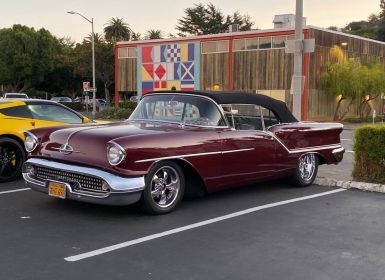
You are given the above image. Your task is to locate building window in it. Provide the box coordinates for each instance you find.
[245,38,259,50]
[118,47,128,58]
[233,39,245,51]
[232,35,293,52]
[128,47,137,58]
[272,36,286,48]
[259,37,272,49]
[118,47,137,58]
[201,41,229,53]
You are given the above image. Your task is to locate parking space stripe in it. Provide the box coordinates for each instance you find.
[0,188,31,195]
[65,188,346,262]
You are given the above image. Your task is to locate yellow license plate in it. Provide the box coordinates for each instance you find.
[48,182,66,199]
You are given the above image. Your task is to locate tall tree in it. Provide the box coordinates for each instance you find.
[36,45,82,100]
[176,3,254,36]
[343,20,378,39]
[73,37,114,105]
[146,29,164,39]
[227,12,254,31]
[0,25,60,92]
[320,50,385,121]
[358,62,385,117]
[104,17,131,43]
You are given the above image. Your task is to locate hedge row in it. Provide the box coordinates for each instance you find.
[95,107,135,120]
[119,101,138,110]
[352,124,385,183]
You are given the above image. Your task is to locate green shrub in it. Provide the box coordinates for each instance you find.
[344,116,383,123]
[352,124,385,183]
[119,101,138,111]
[95,107,133,120]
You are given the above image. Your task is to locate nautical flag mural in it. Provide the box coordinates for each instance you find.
[137,42,200,96]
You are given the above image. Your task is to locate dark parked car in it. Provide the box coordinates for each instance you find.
[22,91,344,214]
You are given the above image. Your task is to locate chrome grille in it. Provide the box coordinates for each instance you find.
[34,165,105,192]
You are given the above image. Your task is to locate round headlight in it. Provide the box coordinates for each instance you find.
[24,132,38,152]
[107,142,126,166]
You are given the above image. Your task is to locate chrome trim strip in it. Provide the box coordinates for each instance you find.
[265,131,342,154]
[127,119,229,129]
[23,158,145,193]
[135,148,254,163]
[51,145,81,154]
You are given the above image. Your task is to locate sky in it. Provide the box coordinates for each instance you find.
[0,0,381,42]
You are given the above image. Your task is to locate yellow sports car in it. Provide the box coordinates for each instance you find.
[0,99,89,182]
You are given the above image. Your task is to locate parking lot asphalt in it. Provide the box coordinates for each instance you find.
[2,178,385,280]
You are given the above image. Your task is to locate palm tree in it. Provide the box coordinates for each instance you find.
[145,29,164,40]
[83,33,104,44]
[103,17,131,43]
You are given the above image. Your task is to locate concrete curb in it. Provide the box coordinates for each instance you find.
[315,177,385,193]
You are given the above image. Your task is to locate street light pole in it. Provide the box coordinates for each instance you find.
[67,11,96,119]
[91,17,96,119]
[293,0,304,121]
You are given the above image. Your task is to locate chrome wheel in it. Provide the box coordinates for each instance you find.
[150,166,180,208]
[299,154,316,183]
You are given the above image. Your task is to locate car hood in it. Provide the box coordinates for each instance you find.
[38,121,183,169]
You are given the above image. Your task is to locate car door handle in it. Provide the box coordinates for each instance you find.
[30,121,35,127]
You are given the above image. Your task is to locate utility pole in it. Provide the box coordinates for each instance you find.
[285,0,314,121]
[293,0,304,121]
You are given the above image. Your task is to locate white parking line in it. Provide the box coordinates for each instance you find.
[0,188,31,195]
[346,150,354,153]
[341,139,352,141]
[65,188,346,262]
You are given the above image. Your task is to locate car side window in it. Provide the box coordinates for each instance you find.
[27,104,83,124]
[261,107,280,127]
[0,105,33,118]
[221,104,263,131]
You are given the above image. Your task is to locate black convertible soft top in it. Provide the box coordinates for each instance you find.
[147,90,298,123]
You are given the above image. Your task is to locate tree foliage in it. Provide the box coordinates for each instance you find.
[176,3,254,36]
[104,17,131,43]
[0,25,60,92]
[343,1,385,41]
[146,29,163,40]
[73,36,114,105]
[321,52,385,120]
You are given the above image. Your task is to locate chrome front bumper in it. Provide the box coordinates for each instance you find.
[22,158,145,206]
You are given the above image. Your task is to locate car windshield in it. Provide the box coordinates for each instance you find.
[129,94,225,127]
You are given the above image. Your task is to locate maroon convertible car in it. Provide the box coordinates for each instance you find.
[22,91,344,214]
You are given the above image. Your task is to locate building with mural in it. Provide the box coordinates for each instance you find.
[114,17,385,121]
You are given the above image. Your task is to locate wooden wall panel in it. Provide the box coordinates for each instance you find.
[232,49,294,91]
[118,58,137,92]
[200,53,228,90]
